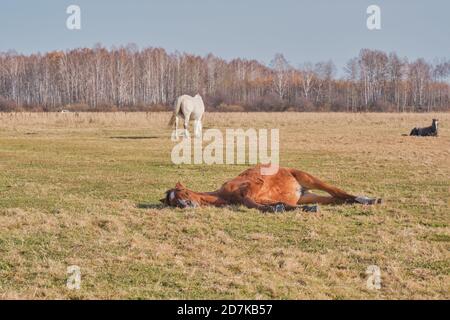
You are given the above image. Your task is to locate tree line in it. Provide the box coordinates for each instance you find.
[0,44,449,112]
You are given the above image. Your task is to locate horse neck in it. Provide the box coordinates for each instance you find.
[188,189,224,206]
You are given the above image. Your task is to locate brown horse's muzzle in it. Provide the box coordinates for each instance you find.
[175,198,199,209]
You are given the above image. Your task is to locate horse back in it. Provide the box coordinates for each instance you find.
[179,94,205,118]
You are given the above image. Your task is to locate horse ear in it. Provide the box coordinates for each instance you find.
[175,182,185,189]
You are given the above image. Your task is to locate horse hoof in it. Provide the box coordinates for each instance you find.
[355,196,381,205]
[300,205,320,213]
[273,204,286,213]
[171,132,179,141]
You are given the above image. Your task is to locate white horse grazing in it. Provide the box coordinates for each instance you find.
[169,94,205,139]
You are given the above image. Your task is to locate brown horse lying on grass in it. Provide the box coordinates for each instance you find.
[161,165,382,212]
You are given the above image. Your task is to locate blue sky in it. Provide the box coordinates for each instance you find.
[1,0,449,73]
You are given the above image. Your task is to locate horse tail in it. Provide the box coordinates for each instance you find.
[168,96,182,127]
[168,114,176,127]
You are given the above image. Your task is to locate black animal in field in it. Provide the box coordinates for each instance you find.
[410,119,439,137]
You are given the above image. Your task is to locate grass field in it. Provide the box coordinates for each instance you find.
[0,112,448,299]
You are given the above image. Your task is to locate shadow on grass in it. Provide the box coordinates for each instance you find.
[135,203,322,213]
[136,203,164,209]
[136,202,250,212]
[110,136,158,140]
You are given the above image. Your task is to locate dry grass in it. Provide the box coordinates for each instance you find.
[0,112,449,299]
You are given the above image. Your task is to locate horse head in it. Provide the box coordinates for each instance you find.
[432,119,439,131]
[160,182,200,208]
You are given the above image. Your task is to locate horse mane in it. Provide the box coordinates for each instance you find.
[161,189,174,205]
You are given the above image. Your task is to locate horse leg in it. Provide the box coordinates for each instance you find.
[298,192,381,205]
[297,192,347,205]
[290,169,356,202]
[193,120,198,138]
[174,116,180,140]
[183,113,191,138]
[292,170,382,205]
[241,197,283,212]
[292,169,381,204]
[198,120,203,137]
[194,120,202,138]
[242,197,300,213]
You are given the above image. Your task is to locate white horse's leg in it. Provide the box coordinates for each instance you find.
[184,113,191,138]
[194,120,202,138]
[174,116,179,140]
[194,120,200,138]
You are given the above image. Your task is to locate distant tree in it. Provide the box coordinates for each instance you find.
[298,62,315,100]
[344,58,359,112]
[387,52,404,111]
[314,60,336,104]
[409,58,431,110]
[270,53,291,101]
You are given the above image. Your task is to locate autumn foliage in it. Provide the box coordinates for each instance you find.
[0,45,448,112]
